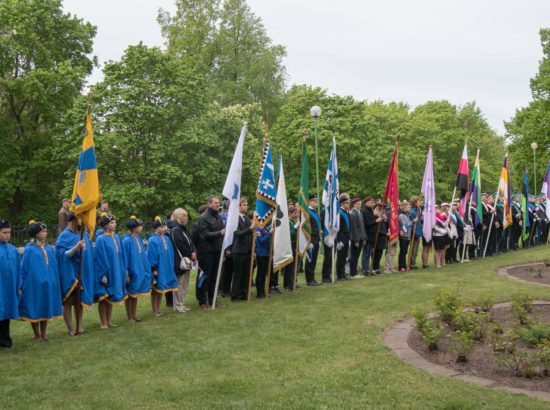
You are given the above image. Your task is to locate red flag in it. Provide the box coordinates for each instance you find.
[384,139,399,242]
[455,144,469,217]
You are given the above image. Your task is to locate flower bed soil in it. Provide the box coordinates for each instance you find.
[505,263,550,285]
[408,304,550,392]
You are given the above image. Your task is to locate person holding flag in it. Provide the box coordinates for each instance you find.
[521,169,531,247]
[383,138,399,274]
[294,138,312,290]
[335,193,351,280]
[322,137,340,282]
[420,146,436,268]
[0,219,21,348]
[229,198,255,302]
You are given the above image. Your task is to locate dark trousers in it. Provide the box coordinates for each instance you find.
[231,253,250,299]
[349,242,362,276]
[0,319,12,348]
[336,241,349,278]
[256,256,269,297]
[305,239,319,283]
[322,243,333,281]
[511,226,521,249]
[220,253,233,295]
[398,237,409,269]
[197,251,221,305]
[372,248,384,271]
[361,241,373,273]
[283,250,297,289]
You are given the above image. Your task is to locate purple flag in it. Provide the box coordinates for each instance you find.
[421,146,436,242]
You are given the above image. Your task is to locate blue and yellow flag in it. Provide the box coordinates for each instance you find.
[70,113,100,238]
[254,141,277,227]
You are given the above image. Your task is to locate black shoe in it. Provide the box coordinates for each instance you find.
[257,294,266,299]
[272,287,282,294]
[322,278,332,283]
[231,297,241,302]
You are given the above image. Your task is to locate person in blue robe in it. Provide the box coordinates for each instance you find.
[147,217,178,316]
[0,219,21,348]
[122,216,152,323]
[94,213,127,329]
[55,213,95,336]
[19,221,62,341]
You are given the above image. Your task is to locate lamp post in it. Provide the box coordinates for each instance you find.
[531,142,538,192]
[310,105,322,216]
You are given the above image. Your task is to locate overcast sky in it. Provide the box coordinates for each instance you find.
[63,0,550,135]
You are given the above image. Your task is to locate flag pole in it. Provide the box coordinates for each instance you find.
[331,245,336,283]
[211,245,226,310]
[293,210,300,292]
[483,187,501,258]
[247,236,257,302]
[75,221,84,335]
[265,229,274,296]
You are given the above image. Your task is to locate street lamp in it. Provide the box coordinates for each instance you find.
[531,142,538,192]
[310,105,322,216]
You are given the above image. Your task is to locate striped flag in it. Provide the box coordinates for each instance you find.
[322,137,339,247]
[497,155,512,228]
[296,141,311,256]
[469,150,482,227]
[542,162,550,221]
[456,144,469,218]
[384,139,399,242]
[522,168,530,241]
[70,113,101,239]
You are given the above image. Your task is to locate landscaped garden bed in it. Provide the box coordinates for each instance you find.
[504,260,550,286]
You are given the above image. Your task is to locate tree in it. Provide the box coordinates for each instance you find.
[0,0,96,222]
[506,28,550,191]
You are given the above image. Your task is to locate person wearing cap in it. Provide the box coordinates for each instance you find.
[147,217,178,316]
[284,206,299,290]
[349,197,366,278]
[58,198,71,233]
[371,201,388,274]
[122,216,152,323]
[55,213,95,336]
[361,196,377,275]
[304,194,322,286]
[169,208,197,313]
[96,200,111,223]
[19,221,62,341]
[0,219,21,348]
[230,198,255,301]
[510,194,522,250]
[335,194,351,280]
[94,213,127,328]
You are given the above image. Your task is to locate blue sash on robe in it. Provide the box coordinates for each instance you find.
[94,233,127,304]
[0,242,21,320]
[310,208,321,231]
[122,234,152,298]
[147,234,178,293]
[339,209,350,229]
[55,229,95,306]
[19,243,62,322]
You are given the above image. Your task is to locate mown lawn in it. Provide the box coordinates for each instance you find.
[2,247,550,409]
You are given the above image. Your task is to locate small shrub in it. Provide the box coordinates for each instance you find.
[420,321,443,352]
[450,331,474,362]
[535,269,543,279]
[494,341,539,378]
[433,289,462,326]
[543,258,550,267]
[519,323,550,346]
[537,341,550,374]
[452,311,490,341]
[412,309,429,331]
[511,291,533,325]
[473,295,494,314]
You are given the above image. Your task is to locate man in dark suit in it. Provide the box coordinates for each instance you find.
[361,196,377,274]
[336,194,351,280]
[230,198,255,301]
[305,194,322,286]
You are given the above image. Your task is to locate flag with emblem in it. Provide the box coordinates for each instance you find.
[322,137,340,247]
[254,141,277,227]
[497,154,512,228]
[222,123,247,250]
[70,113,101,239]
[272,155,293,271]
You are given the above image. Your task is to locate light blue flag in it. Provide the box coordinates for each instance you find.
[322,137,340,247]
[254,141,277,227]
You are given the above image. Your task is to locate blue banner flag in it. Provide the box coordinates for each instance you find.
[254,141,277,227]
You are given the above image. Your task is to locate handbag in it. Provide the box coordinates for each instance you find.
[171,227,192,271]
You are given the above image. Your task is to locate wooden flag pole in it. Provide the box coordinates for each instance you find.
[75,221,84,335]
[292,210,301,292]
[265,229,275,296]
[482,186,502,258]
[247,234,257,302]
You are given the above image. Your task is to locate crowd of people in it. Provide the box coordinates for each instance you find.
[0,191,548,349]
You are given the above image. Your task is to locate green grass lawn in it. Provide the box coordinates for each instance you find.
[2,247,550,409]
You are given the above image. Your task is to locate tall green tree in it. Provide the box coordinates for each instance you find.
[506,28,550,191]
[0,0,96,222]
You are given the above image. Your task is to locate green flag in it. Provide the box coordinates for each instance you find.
[296,141,311,256]
[521,169,530,242]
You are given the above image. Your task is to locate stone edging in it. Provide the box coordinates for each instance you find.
[383,301,550,402]
[496,262,550,288]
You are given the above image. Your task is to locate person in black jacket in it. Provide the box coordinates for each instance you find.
[305,194,322,286]
[336,194,351,280]
[361,196,378,274]
[197,195,226,309]
[169,208,197,313]
[372,202,388,274]
[230,198,255,301]
[320,206,333,283]
[349,197,367,277]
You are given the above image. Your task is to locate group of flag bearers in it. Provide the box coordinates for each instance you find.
[0,116,549,349]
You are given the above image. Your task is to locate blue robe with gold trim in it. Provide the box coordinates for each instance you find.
[0,242,21,320]
[55,229,95,306]
[19,242,62,322]
[94,233,127,304]
[147,234,178,293]
[122,234,152,298]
